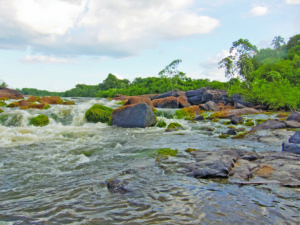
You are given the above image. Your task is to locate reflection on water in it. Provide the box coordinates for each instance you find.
[0,98,299,224]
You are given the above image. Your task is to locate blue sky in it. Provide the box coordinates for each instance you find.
[0,0,299,91]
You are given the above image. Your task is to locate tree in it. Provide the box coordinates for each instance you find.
[271,36,285,50]
[0,80,8,88]
[219,39,257,80]
[158,59,183,90]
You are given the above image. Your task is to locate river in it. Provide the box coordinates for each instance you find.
[0,98,299,224]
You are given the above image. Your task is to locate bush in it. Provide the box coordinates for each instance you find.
[85,104,113,123]
[29,115,49,127]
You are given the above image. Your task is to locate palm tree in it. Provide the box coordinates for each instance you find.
[271,36,285,50]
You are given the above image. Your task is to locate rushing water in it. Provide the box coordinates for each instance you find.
[0,98,299,225]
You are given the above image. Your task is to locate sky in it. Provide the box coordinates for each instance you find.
[0,0,299,92]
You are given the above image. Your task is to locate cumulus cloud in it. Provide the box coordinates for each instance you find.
[286,0,300,4]
[0,0,220,58]
[249,6,268,16]
[21,55,77,64]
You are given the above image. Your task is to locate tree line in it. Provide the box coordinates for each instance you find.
[18,33,300,110]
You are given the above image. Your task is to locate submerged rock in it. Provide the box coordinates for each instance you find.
[106,179,130,194]
[111,103,156,128]
[29,114,49,127]
[230,116,244,125]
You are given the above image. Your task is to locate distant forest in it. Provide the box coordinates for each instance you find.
[19,34,300,110]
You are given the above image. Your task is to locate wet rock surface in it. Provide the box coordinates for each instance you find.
[168,148,300,187]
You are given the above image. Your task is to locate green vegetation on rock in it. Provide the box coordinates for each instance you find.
[218,134,230,139]
[29,115,49,127]
[175,108,195,120]
[0,101,6,107]
[157,148,178,157]
[0,108,3,113]
[85,104,113,123]
[245,119,255,126]
[156,120,167,128]
[165,122,183,132]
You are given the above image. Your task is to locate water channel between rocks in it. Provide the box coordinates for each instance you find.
[0,98,299,224]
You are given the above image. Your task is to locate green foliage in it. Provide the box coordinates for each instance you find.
[0,80,8,88]
[244,119,255,126]
[156,148,178,157]
[0,108,3,113]
[29,115,49,127]
[156,120,167,128]
[85,104,113,123]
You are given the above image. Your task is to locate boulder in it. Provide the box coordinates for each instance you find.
[111,103,156,128]
[286,112,300,123]
[201,89,228,103]
[152,89,185,100]
[230,116,244,125]
[227,108,259,117]
[185,87,208,105]
[186,149,241,178]
[27,96,40,102]
[232,94,254,107]
[40,96,63,104]
[0,87,24,100]
[124,96,154,109]
[113,94,131,101]
[282,142,300,155]
[289,131,300,144]
[152,96,179,108]
[199,101,219,111]
[226,128,237,135]
[284,120,300,128]
[251,120,286,132]
[177,95,191,108]
[21,103,50,110]
[29,114,49,127]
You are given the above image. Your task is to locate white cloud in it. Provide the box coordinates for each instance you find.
[249,6,268,16]
[21,55,77,64]
[0,0,220,58]
[286,0,300,4]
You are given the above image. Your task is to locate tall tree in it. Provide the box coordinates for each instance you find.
[219,39,257,81]
[271,36,285,50]
[158,59,183,90]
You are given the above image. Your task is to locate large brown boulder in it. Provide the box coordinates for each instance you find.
[40,96,63,104]
[111,103,156,128]
[212,108,260,118]
[0,87,24,100]
[199,101,219,112]
[27,96,40,102]
[152,96,190,108]
[124,96,154,109]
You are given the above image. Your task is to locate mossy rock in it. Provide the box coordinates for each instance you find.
[236,127,246,132]
[256,119,266,125]
[185,148,197,153]
[165,122,183,132]
[27,96,40,102]
[85,104,113,123]
[157,148,178,157]
[276,113,289,118]
[156,120,167,128]
[223,120,231,125]
[29,115,49,127]
[211,118,219,122]
[218,134,230,139]
[175,108,195,120]
[61,101,75,105]
[0,108,3,113]
[245,119,255,126]
[227,125,236,129]
[0,101,6,107]
[7,101,19,107]
[232,132,249,139]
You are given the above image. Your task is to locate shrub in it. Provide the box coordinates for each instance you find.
[85,104,113,123]
[29,115,49,127]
